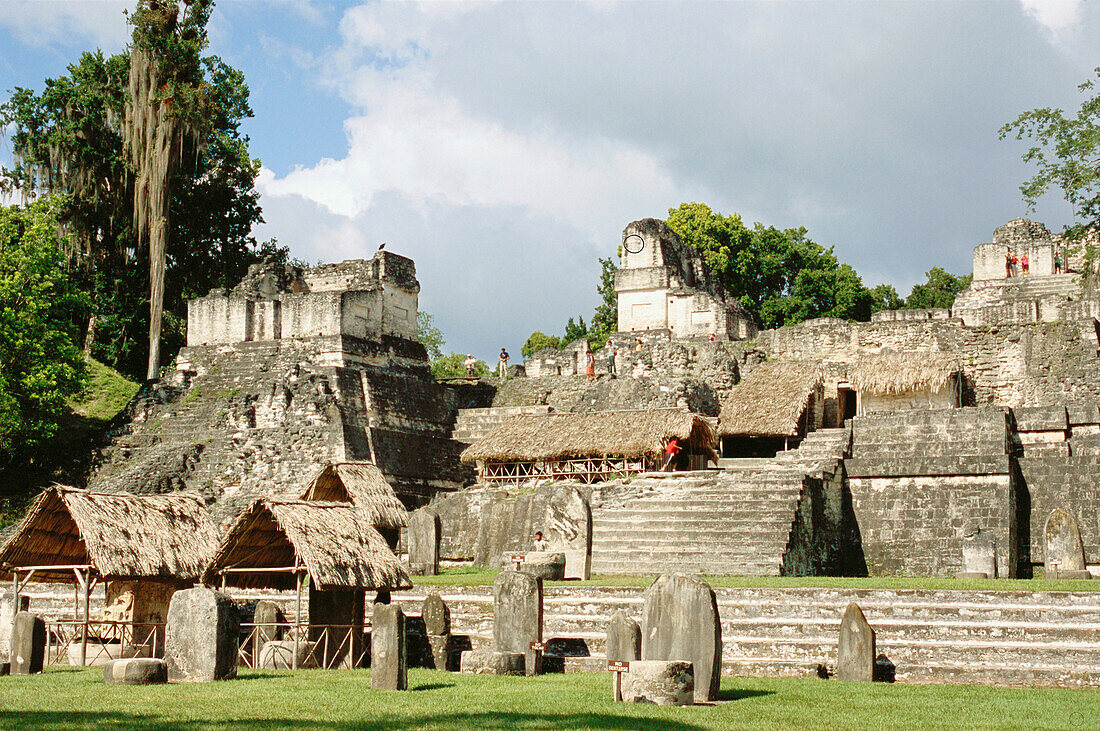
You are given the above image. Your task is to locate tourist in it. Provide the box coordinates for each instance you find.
[1022,254,1029,276]
[1005,248,1013,278]
[608,343,618,375]
[1055,252,1063,274]
[464,354,477,376]
[662,437,681,472]
[634,337,643,352]
[533,531,550,552]
[498,348,510,379]
[1011,253,1019,277]
[708,332,715,342]
[585,348,595,382]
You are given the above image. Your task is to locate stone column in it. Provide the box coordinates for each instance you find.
[371,603,407,690]
[640,573,721,703]
[493,570,542,676]
[10,612,45,675]
[422,593,452,671]
[1044,508,1091,580]
[164,588,239,682]
[607,610,641,701]
[837,602,876,682]
[408,508,441,576]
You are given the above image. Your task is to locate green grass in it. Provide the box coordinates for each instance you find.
[415,567,1100,592]
[1,666,1097,730]
[0,359,139,529]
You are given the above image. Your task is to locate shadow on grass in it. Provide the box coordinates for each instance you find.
[0,711,707,730]
[716,687,774,702]
[410,682,455,691]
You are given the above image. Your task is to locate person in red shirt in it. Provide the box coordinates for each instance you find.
[662,437,681,472]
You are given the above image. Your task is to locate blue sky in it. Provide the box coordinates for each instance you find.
[1,0,1099,361]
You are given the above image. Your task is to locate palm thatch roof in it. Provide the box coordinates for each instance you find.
[299,462,408,530]
[718,361,824,437]
[460,408,717,463]
[205,499,411,591]
[848,352,960,396]
[0,486,216,583]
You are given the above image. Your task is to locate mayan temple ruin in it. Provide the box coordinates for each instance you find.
[7,213,1100,688]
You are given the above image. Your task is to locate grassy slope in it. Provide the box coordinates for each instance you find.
[415,567,1100,592]
[0,359,139,528]
[1,667,1098,730]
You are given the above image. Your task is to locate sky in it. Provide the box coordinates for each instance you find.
[0,0,1098,361]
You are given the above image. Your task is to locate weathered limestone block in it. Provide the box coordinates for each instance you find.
[10,612,45,675]
[422,593,450,636]
[515,552,566,581]
[958,529,998,579]
[620,660,695,706]
[493,570,543,675]
[258,641,317,670]
[837,603,876,682]
[459,649,525,675]
[607,610,641,663]
[408,508,441,576]
[641,573,721,703]
[547,486,592,580]
[104,658,168,685]
[165,588,239,682]
[1044,508,1091,579]
[371,603,407,690]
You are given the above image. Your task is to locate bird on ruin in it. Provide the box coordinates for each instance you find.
[378,242,386,251]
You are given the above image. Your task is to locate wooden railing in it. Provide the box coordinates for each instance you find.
[44,620,164,666]
[237,623,368,670]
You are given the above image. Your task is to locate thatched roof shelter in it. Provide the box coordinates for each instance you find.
[460,408,717,463]
[718,361,824,437]
[205,498,411,592]
[299,462,408,530]
[848,352,960,396]
[0,485,216,583]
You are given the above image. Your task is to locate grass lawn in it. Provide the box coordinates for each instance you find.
[1,666,1098,730]
[415,567,1100,592]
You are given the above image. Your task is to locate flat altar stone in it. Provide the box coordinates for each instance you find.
[459,649,525,675]
[104,658,168,685]
[620,660,695,706]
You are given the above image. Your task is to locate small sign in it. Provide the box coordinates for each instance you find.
[1051,559,1062,566]
[510,554,526,564]
[529,641,546,651]
[608,660,630,673]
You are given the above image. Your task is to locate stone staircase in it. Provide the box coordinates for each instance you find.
[952,274,1081,326]
[589,430,850,576]
[451,405,552,443]
[390,584,1100,687]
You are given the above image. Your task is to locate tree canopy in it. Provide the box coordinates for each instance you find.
[1000,67,1100,237]
[0,1,273,380]
[666,202,874,328]
[0,200,89,466]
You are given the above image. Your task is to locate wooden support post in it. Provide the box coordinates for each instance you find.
[74,567,90,667]
[293,570,302,671]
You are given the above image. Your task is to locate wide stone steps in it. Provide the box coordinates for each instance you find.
[389,586,1100,686]
[453,405,552,443]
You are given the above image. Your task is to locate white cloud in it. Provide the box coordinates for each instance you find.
[260,3,682,241]
[0,1,130,50]
[1019,0,1083,37]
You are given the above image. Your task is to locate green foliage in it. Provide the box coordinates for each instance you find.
[431,353,491,379]
[0,10,273,380]
[666,202,874,328]
[1000,67,1100,235]
[0,200,89,466]
[562,316,587,345]
[417,311,446,362]
[905,268,972,310]
[522,331,562,358]
[869,283,905,313]
[588,256,618,349]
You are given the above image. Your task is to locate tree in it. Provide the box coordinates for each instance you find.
[1000,67,1100,238]
[869,283,904,313]
[562,316,587,345]
[126,0,216,379]
[0,200,89,465]
[416,311,445,362]
[0,5,271,380]
[522,331,562,358]
[666,202,875,328]
[430,353,490,379]
[905,268,972,310]
[587,256,618,349]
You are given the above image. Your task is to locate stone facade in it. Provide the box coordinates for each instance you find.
[87,252,468,521]
[615,218,757,340]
